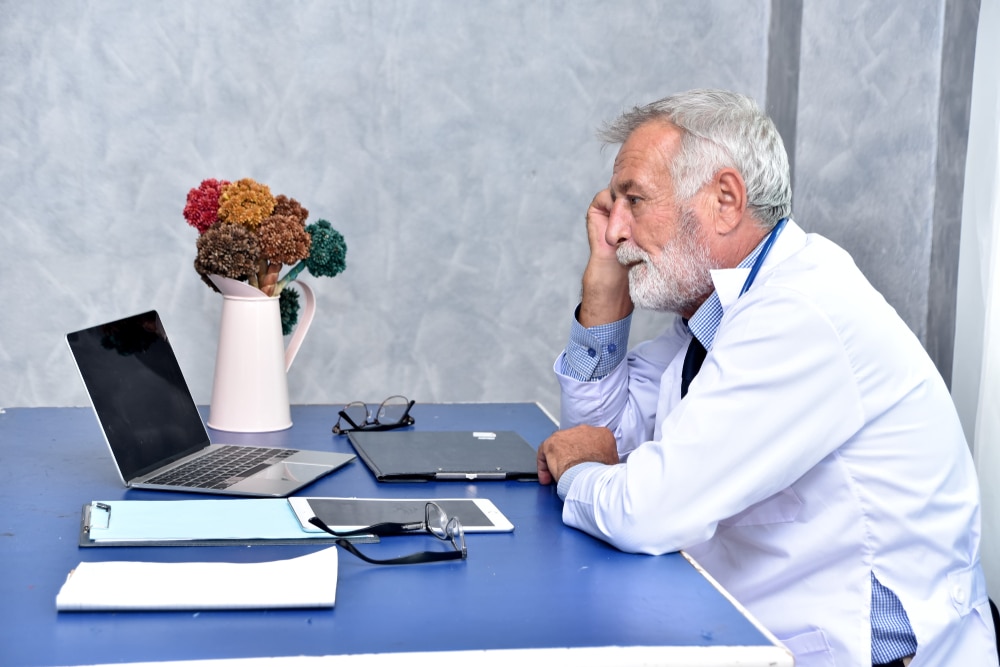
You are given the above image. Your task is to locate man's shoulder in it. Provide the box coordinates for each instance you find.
[768,229,875,298]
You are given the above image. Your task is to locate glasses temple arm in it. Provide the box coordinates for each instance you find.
[309,516,425,538]
[335,539,463,565]
[337,410,363,430]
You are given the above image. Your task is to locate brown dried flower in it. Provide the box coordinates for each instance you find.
[194,222,261,285]
[257,214,312,265]
[272,194,309,226]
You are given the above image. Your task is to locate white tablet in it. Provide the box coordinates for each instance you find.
[288,497,515,533]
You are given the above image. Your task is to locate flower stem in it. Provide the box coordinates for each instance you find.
[275,260,306,293]
[259,262,281,296]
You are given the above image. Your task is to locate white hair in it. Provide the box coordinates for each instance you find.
[599,89,792,229]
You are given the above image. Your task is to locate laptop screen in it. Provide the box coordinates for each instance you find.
[67,310,210,481]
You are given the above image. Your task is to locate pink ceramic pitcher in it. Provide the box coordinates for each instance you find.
[205,274,315,432]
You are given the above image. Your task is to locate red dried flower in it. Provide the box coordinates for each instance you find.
[183,178,230,234]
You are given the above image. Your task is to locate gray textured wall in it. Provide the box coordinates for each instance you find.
[0,0,974,418]
[795,1,975,380]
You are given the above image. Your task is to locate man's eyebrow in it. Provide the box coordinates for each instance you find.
[613,178,636,194]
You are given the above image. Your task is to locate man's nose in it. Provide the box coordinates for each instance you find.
[606,199,631,246]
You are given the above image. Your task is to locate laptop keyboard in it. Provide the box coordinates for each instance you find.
[145,446,296,489]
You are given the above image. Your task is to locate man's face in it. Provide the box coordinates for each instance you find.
[606,122,716,316]
[617,207,715,314]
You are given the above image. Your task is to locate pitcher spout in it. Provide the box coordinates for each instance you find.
[207,274,270,298]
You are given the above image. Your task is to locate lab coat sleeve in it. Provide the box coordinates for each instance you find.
[559,284,866,555]
[556,315,689,456]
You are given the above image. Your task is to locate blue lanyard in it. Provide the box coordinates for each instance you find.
[739,217,787,297]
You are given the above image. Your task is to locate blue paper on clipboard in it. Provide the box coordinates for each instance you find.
[79,498,365,547]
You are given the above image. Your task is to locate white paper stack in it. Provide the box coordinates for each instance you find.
[56,547,338,611]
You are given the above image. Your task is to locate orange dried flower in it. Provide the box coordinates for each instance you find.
[217,178,276,228]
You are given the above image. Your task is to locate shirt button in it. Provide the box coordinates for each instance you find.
[587,348,597,358]
[608,344,617,353]
[952,586,966,604]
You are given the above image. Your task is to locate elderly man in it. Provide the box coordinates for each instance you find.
[537,89,997,667]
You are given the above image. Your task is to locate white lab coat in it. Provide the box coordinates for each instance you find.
[555,221,997,667]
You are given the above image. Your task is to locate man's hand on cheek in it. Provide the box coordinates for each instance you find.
[536,424,619,485]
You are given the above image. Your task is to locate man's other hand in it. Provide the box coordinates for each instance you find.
[537,424,619,485]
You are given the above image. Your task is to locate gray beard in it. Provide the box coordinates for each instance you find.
[616,211,716,314]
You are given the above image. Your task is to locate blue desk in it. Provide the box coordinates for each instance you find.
[0,404,792,666]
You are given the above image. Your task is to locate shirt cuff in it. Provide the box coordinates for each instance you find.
[559,307,631,381]
[556,461,605,501]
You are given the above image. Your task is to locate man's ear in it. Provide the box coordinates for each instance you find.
[709,168,747,235]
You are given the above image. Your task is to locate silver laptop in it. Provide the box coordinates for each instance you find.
[66,310,355,497]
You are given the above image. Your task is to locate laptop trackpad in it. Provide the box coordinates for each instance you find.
[227,461,333,497]
[254,461,331,482]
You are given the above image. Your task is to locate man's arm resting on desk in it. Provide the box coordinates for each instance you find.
[536,424,618,486]
[557,309,688,453]
[557,462,603,500]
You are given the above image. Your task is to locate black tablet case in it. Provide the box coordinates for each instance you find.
[346,430,539,482]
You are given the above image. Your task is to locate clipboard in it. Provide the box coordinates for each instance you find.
[78,499,376,547]
[346,430,539,482]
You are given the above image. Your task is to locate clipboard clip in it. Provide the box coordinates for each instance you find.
[84,502,112,532]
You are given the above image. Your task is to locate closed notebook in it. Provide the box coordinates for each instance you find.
[347,430,539,482]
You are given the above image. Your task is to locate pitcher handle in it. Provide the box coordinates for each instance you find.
[284,279,315,371]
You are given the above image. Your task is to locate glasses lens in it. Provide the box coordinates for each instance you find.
[341,401,370,428]
[425,502,448,539]
[377,395,411,425]
[448,517,466,555]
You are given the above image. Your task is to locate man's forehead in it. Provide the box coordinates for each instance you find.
[611,123,681,191]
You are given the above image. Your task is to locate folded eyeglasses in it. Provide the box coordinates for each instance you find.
[309,501,467,565]
[332,395,415,435]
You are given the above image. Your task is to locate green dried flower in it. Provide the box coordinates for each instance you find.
[304,219,347,278]
[279,286,301,335]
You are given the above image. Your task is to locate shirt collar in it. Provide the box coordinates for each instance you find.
[686,226,779,350]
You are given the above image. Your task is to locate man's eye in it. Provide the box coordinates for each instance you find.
[626,196,641,206]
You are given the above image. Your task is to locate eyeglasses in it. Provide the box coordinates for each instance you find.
[309,501,467,565]
[332,395,415,435]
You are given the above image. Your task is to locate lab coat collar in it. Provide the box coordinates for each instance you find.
[710,219,805,311]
